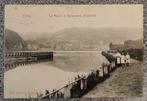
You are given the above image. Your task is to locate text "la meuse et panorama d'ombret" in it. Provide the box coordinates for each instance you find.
[48,14,96,18]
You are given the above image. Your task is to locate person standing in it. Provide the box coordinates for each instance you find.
[120,53,125,68]
[125,53,130,66]
[115,52,121,67]
[45,90,50,98]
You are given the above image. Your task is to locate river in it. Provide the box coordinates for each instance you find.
[4,51,109,98]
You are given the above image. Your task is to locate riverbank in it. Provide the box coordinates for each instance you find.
[83,60,143,97]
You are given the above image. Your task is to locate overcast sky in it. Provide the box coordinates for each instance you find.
[5,5,143,38]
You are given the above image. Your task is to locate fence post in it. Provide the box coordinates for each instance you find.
[107,65,110,74]
[102,63,105,77]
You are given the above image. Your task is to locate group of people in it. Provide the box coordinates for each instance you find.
[115,52,130,67]
[43,89,64,98]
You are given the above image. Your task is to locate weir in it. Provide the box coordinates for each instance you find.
[5,51,53,59]
[4,51,54,72]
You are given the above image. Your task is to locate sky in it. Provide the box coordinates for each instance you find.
[5,5,143,39]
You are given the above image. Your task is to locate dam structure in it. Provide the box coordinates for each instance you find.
[5,51,53,72]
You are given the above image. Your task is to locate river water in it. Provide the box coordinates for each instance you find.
[4,51,109,98]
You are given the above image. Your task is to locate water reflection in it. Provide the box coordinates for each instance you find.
[4,51,108,98]
[52,51,109,72]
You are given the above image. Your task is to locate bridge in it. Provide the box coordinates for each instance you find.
[4,51,53,72]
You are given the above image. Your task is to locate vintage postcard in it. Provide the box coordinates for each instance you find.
[3,4,143,99]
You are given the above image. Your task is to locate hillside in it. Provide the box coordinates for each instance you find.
[30,27,142,51]
[5,29,27,51]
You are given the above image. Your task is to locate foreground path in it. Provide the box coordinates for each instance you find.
[83,60,143,97]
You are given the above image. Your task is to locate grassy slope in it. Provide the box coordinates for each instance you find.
[83,62,143,97]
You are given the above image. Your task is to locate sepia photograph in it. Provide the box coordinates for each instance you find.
[4,5,143,99]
